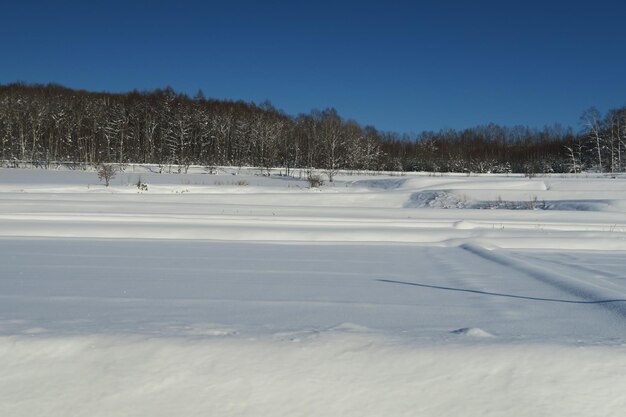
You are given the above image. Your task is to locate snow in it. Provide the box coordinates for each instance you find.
[3,335,626,417]
[1,167,626,416]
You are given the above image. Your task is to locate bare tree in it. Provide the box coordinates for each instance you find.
[97,164,117,187]
[318,108,345,182]
[606,108,626,173]
[581,107,605,172]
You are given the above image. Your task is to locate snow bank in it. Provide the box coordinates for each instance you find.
[2,334,625,417]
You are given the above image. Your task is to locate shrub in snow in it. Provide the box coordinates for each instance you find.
[136,178,148,191]
[307,173,324,188]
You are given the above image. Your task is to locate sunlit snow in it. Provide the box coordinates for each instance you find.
[1,166,626,416]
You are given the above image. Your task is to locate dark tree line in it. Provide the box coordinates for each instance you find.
[379,124,577,174]
[1,82,624,176]
[0,83,381,178]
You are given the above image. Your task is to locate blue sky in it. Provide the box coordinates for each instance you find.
[2,0,626,133]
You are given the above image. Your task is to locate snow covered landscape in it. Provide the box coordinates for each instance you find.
[1,166,625,416]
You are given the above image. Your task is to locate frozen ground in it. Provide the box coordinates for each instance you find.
[1,167,626,416]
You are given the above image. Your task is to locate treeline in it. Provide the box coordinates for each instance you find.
[380,125,576,174]
[382,107,626,174]
[0,82,624,176]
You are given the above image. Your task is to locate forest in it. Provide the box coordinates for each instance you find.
[1,82,625,177]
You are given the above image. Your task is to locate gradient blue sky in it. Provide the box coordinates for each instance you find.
[2,0,626,133]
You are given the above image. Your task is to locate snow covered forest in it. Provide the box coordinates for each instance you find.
[2,82,625,175]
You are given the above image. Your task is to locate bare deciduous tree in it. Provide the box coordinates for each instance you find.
[581,107,605,172]
[97,164,117,187]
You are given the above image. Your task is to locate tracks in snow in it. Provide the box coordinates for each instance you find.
[460,244,626,319]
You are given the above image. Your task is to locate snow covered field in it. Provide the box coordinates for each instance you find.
[1,167,626,416]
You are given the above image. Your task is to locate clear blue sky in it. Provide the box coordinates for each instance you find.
[2,0,626,133]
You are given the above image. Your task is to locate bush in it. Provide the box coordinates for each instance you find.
[136,177,148,191]
[307,173,324,188]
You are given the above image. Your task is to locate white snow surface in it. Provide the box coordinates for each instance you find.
[2,167,626,416]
